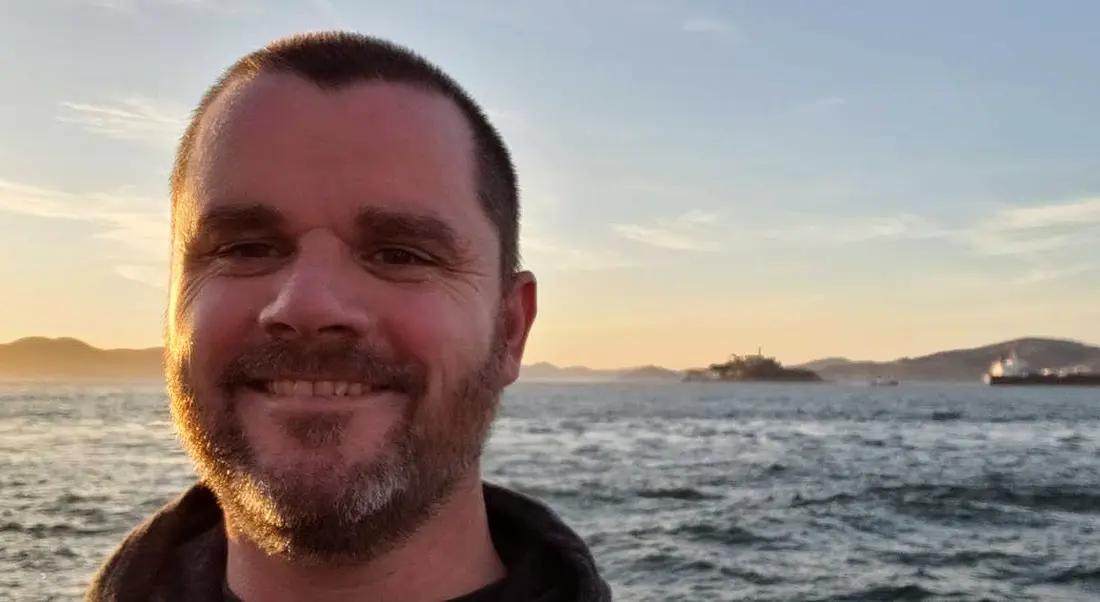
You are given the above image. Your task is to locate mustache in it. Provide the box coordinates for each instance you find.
[219,338,428,397]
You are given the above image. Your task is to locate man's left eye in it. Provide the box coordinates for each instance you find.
[371,248,432,266]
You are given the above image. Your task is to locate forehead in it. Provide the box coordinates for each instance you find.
[183,73,488,240]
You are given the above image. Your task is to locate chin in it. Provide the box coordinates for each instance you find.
[220,439,429,563]
[258,452,410,519]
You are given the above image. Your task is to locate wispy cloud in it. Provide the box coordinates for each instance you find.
[114,265,168,288]
[608,196,1099,286]
[983,197,1100,231]
[764,197,1100,285]
[0,179,169,286]
[522,236,641,271]
[962,227,1094,258]
[57,97,188,147]
[762,213,949,244]
[1012,263,1099,286]
[612,210,723,252]
[959,197,1100,259]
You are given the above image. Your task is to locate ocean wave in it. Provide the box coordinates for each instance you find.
[792,482,1100,518]
[627,521,776,547]
[0,521,114,538]
[1028,564,1100,587]
[804,583,937,601]
[635,487,722,502]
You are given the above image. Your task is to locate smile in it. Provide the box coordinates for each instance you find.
[248,380,387,397]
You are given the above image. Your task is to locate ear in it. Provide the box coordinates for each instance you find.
[497,270,538,387]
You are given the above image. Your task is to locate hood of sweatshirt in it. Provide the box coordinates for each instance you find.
[84,481,612,602]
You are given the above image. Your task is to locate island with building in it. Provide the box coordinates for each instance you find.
[682,350,823,383]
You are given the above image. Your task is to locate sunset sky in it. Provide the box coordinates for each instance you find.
[1,0,1098,369]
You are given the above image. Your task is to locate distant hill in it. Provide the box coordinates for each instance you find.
[797,337,1100,383]
[0,337,163,378]
[796,357,854,372]
[619,365,682,380]
[519,362,610,381]
[518,362,682,381]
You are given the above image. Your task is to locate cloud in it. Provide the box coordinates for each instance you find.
[612,210,723,252]
[746,196,1099,260]
[961,226,1094,258]
[761,213,950,244]
[0,179,169,287]
[57,97,188,147]
[522,235,641,271]
[674,209,720,226]
[611,209,947,252]
[1012,263,1100,286]
[959,197,1100,259]
[114,265,168,287]
[766,197,1100,285]
[606,196,1099,286]
[983,197,1100,231]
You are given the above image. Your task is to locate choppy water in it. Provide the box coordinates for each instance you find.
[3,380,1100,601]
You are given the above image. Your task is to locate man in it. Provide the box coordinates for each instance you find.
[85,31,611,602]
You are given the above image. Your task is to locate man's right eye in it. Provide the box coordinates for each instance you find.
[215,241,283,259]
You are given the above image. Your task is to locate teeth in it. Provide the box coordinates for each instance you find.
[264,380,373,397]
[292,381,312,396]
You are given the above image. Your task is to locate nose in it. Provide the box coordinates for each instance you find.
[258,239,372,342]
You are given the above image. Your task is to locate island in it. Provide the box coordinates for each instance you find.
[682,351,823,383]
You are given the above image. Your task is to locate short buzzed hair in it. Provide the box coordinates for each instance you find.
[171,31,521,275]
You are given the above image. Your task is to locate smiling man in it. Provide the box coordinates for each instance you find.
[84,32,611,602]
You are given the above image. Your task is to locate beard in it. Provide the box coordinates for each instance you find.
[165,317,508,565]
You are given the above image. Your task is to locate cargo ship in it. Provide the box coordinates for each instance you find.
[983,350,1100,386]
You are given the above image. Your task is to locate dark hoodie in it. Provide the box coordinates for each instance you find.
[84,482,612,602]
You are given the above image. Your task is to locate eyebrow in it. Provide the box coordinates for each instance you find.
[192,204,285,239]
[354,207,464,254]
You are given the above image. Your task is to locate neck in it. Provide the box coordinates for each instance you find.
[224,473,506,602]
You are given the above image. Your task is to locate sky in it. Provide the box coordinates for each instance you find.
[1,0,1098,369]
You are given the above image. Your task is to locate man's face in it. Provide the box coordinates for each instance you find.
[165,74,536,562]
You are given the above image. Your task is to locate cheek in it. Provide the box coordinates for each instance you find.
[384,289,495,376]
[171,279,260,384]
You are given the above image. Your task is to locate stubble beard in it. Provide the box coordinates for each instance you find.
[165,323,508,565]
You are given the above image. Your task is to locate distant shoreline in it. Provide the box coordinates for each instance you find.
[1,335,1098,383]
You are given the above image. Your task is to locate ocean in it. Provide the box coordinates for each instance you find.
[3,379,1100,601]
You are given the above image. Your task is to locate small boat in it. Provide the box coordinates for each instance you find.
[869,376,899,387]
